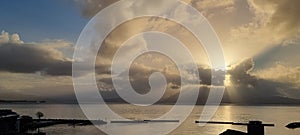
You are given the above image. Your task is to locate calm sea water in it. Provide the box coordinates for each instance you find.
[1,104,300,135]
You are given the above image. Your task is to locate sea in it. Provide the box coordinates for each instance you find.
[1,104,300,135]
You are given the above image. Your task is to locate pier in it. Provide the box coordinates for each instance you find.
[111,119,179,124]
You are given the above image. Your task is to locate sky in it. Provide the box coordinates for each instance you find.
[0,0,87,42]
[0,0,300,104]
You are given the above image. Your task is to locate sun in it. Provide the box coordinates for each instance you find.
[224,74,232,87]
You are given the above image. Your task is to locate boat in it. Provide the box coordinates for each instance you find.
[286,122,300,129]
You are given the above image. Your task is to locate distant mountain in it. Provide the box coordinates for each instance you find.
[2,87,300,105]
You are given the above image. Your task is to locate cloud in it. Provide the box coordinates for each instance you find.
[74,0,119,18]
[6,0,293,103]
[226,0,300,61]
[0,31,72,76]
[190,0,236,15]
[96,53,224,100]
[95,57,300,104]
[228,58,254,83]
[72,0,215,99]
[226,58,300,103]
[0,72,71,91]
[0,31,24,44]
[74,0,300,66]
[0,31,9,44]
[75,0,214,66]
[254,63,300,87]
[75,0,177,18]
[248,0,300,34]
[97,54,182,93]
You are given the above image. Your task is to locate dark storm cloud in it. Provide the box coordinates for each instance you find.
[98,62,182,94]
[228,58,254,84]
[97,61,226,95]
[0,43,72,76]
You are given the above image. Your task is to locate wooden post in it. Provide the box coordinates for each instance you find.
[247,121,264,135]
